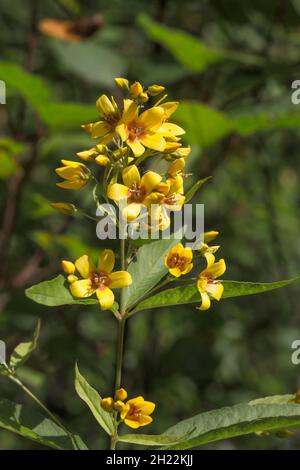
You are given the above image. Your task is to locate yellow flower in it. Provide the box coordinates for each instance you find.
[115,388,128,401]
[198,231,220,264]
[67,250,132,310]
[61,260,75,274]
[197,257,226,311]
[77,144,110,166]
[120,396,155,429]
[82,94,122,142]
[114,77,129,91]
[114,400,128,413]
[50,202,77,215]
[147,84,165,96]
[55,160,90,190]
[116,100,167,157]
[151,176,185,230]
[204,231,219,243]
[107,164,162,222]
[101,397,115,412]
[164,243,193,277]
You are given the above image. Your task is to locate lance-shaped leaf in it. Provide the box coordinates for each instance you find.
[118,433,190,447]
[161,401,300,450]
[0,399,87,450]
[185,177,211,202]
[25,275,98,307]
[124,228,184,310]
[129,277,299,315]
[10,320,41,369]
[75,364,114,436]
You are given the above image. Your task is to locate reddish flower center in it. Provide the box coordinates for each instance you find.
[127,120,145,142]
[90,270,110,290]
[128,406,142,420]
[168,254,187,270]
[128,183,146,203]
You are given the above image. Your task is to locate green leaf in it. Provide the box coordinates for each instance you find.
[50,40,126,87]
[39,102,97,130]
[25,275,98,307]
[118,433,189,447]
[124,228,184,310]
[130,278,299,314]
[0,399,86,450]
[185,177,212,202]
[0,62,51,108]
[175,101,233,147]
[10,320,40,369]
[138,14,225,73]
[249,395,295,406]
[162,402,300,449]
[74,364,114,436]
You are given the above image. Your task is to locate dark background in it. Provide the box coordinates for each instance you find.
[1,0,300,450]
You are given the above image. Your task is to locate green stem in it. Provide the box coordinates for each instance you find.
[110,238,127,450]
[8,370,79,449]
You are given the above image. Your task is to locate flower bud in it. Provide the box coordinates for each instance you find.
[114,400,129,413]
[147,84,165,96]
[115,388,128,401]
[51,202,77,215]
[61,260,75,274]
[204,231,219,243]
[139,92,149,103]
[95,155,110,166]
[130,81,143,97]
[67,274,78,283]
[114,77,129,91]
[101,397,114,412]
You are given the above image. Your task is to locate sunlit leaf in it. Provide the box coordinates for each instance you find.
[10,320,40,369]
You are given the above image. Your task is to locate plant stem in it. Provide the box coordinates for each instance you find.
[110,238,127,450]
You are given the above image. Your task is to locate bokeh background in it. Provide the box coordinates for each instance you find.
[1,0,300,450]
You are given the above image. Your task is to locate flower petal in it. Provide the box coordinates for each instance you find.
[56,180,87,190]
[122,99,138,122]
[109,271,132,288]
[75,254,94,278]
[122,165,141,188]
[96,287,115,310]
[198,291,211,310]
[127,139,145,157]
[158,122,185,137]
[206,259,226,279]
[124,418,141,429]
[140,171,162,194]
[98,249,115,274]
[160,101,178,118]
[138,106,164,129]
[107,183,129,202]
[70,279,94,298]
[96,95,115,115]
[207,281,224,301]
[140,400,156,415]
[122,203,142,222]
[141,132,166,152]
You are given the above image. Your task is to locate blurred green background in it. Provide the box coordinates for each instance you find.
[1,0,300,450]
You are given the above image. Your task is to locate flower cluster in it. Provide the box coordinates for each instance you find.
[53,77,190,231]
[164,231,226,310]
[101,388,155,429]
[61,249,132,310]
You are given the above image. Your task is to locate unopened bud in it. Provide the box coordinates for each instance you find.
[147,84,165,96]
[101,397,114,412]
[51,202,77,216]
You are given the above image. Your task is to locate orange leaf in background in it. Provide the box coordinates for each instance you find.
[38,15,103,42]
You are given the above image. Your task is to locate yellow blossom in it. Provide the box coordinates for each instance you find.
[197,257,226,311]
[115,388,128,401]
[147,84,165,96]
[130,81,143,98]
[101,397,115,412]
[61,260,75,274]
[66,250,132,310]
[120,396,155,429]
[116,100,166,157]
[107,164,162,222]
[82,94,122,143]
[77,144,110,166]
[55,160,90,190]
[114,77,129,91]
[164,243,193,277]
[151,176,185,230]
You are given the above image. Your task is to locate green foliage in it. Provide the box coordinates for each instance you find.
[130,278,299,314]
[74,364,114,436]
[50,40,126,87]
[160,402,300,449]
[0,399,86,450]
[25,275,98,306]
[138,14,225,72]
[10,320,40,369]
[124,230,183,310]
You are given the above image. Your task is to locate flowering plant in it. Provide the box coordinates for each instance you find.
[1,79,300,450]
